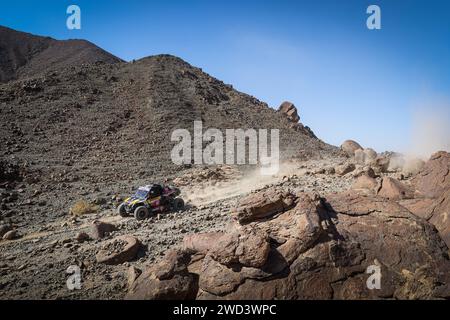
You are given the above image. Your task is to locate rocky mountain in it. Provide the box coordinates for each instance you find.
[0,26,122,82]
[0,27,337,210]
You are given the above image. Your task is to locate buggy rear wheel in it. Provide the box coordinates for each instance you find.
[134,206,149,220]
[171,198,185,212]
[117,203,128,217]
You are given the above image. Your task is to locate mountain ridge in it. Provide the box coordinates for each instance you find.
[0,25,122,82]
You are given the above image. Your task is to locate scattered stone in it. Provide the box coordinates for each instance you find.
[90,220,117,239]
[182,232,225,254]
[325,167,335,175]
[0,224,12,238]
[2,230,19,240]
[336,163,356,176]
[75,232,90,243]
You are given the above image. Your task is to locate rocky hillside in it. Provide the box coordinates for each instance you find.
[0,26,122,82]
[0,27,337,262]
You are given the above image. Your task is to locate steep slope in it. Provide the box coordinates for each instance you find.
[0,32,338,233]
[0,51,339,235]
[0,25,122,82]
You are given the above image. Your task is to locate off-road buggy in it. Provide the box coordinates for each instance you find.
[117,184,185,220]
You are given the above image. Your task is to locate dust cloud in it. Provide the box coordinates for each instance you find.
[183,161,300,206]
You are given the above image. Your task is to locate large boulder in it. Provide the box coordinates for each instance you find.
[351,174,378,191]
[414,151,450,199]
[278,101,300,123]
[182,232,225,254]
[95,235,140,265]
[208,230,270,268]
[377,177,414,200]
[404,189,450,248]
[194,191,450,299]
[428,188,450,248]
[355,148,378,165]
[231,187,296,224]
[407,151,450,248]
[126,249,198,300]
[0,224,12,238]
[127,189,450,300]
[341,140,363,157]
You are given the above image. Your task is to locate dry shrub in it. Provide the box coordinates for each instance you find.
[70,199,99,216]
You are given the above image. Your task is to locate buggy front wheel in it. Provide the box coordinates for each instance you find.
[134,206,149,220]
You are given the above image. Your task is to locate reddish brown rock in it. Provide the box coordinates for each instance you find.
[278,101,300,123]
[75,231,90,243]
[127,266,142,288]
[154,250,192,280]
[126,249,198,300]
[2,229,19,240]
[377,177,414,200]
[96,235,140,265]
[336,163,356,176]
[196,191,450,299]
[399,198,436,220]
[351,174,377,191]
[182,232,225,254]
[90,220,117,239]
[414,151,450,198]
[208,230,270,268]
[429,188,450,248]
[131,188,450,300]
[231,187,296,224]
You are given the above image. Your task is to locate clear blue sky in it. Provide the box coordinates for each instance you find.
[1,0,449,154]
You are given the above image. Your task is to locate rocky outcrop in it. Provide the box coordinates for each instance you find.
[406,152,450,248]
[231,187,296,224]
[341,140,363,157]
[182,232,225,254]
[128,188,450,300]
[414,151,450,199]
[126,249,198,300]
[429,188,450,247]
[355,148,377,165]
[377,177,414,200]
[278,101,300,123]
